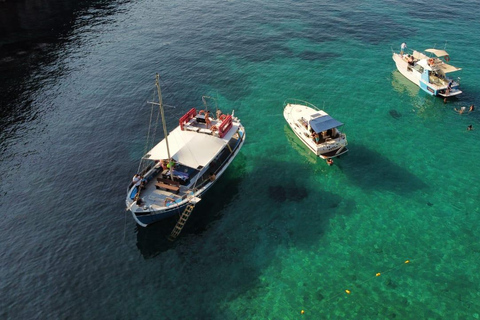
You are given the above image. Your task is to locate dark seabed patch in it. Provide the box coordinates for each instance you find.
[389,109,402,119]
[338,144,427,194]
[267,185,308,202]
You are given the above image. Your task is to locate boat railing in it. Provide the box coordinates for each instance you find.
[179,108,197,130]
[218,115,233,138]
[283,98,320,111]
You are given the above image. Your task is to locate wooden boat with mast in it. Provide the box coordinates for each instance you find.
[126,75,246,233]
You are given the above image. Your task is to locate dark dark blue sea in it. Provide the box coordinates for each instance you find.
[1,0,480,318]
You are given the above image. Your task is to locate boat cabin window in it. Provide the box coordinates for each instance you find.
[414,65,424,73]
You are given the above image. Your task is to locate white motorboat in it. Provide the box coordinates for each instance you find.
[392,46,462,98]
[283,99,348,160]
[126,75,246,230]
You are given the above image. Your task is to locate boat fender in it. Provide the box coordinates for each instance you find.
[210,125,218,132]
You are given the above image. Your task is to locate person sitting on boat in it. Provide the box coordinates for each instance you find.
[313,132,320,144]
[407,55,415,66]
[216,109,222,120]
[160,159,168,170]
[167,159,177,170]
[209,172,216,181]
[132,174,141,187]
[133,175,145,190]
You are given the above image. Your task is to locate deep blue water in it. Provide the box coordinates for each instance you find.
[1,0,480,318]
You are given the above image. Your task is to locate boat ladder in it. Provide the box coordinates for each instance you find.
[168,203,196,241]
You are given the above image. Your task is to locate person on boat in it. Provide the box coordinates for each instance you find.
[209,172,216,181]
[161,159,168,170]
[331,127,337,138]
[133,175,145,191]
[469,105,475,112]
[326,158,334,166]
[447,80,453,90]
[445,87,451,97]
[400,42,407,55]
[216,109,222,120]
[314,133,320,144]
[132,174,141,187]
[407,55,414,66]
[205,110,212,128]
[167,159,176,170]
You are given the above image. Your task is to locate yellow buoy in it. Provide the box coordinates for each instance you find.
[405,260,410,264]
[376,273,381,277]
[345,289,351,294]
[300,310,305,314]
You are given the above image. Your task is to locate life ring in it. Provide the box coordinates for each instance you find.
[219,114,227,121]
[428,58,435,66]
[445,55,450,62]
[164,197,175,206]
[210,125,218,132]
[198,110,206,115]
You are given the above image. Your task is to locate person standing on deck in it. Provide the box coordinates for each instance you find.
[401,42,407,55]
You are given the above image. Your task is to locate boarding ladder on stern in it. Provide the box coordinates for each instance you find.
[168,197,201,241]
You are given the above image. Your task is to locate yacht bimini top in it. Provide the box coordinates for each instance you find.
[309,114,343,133]
[425,48,449,57]
[143,123,240,169]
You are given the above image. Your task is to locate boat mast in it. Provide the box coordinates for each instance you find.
[155,74,171,160]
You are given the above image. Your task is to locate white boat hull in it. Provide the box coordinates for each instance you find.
[283,102,348,159]
[392,51,462,98]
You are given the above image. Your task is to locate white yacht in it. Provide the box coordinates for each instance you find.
[392,46,462,98]
[283,99,348,160]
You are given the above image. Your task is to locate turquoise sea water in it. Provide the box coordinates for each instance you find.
[1,0,480,318]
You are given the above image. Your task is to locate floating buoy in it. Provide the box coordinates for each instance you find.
[405,260,410,264]
[300,310,305,315]
[345,289,351,294]
[376,273,381,277]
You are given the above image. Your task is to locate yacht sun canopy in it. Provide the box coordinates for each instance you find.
[437,63,461,73]
[425,49,449,57]
[143,125,237,168]
[309,115,343,133]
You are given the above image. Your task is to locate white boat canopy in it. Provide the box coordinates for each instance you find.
[425,49,449,57]
[143,126,237,169]
[416,58,461,73]
[437,63,462,73]
[310,115,343,133]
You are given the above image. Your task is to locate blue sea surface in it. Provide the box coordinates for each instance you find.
[1,0,480,318]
